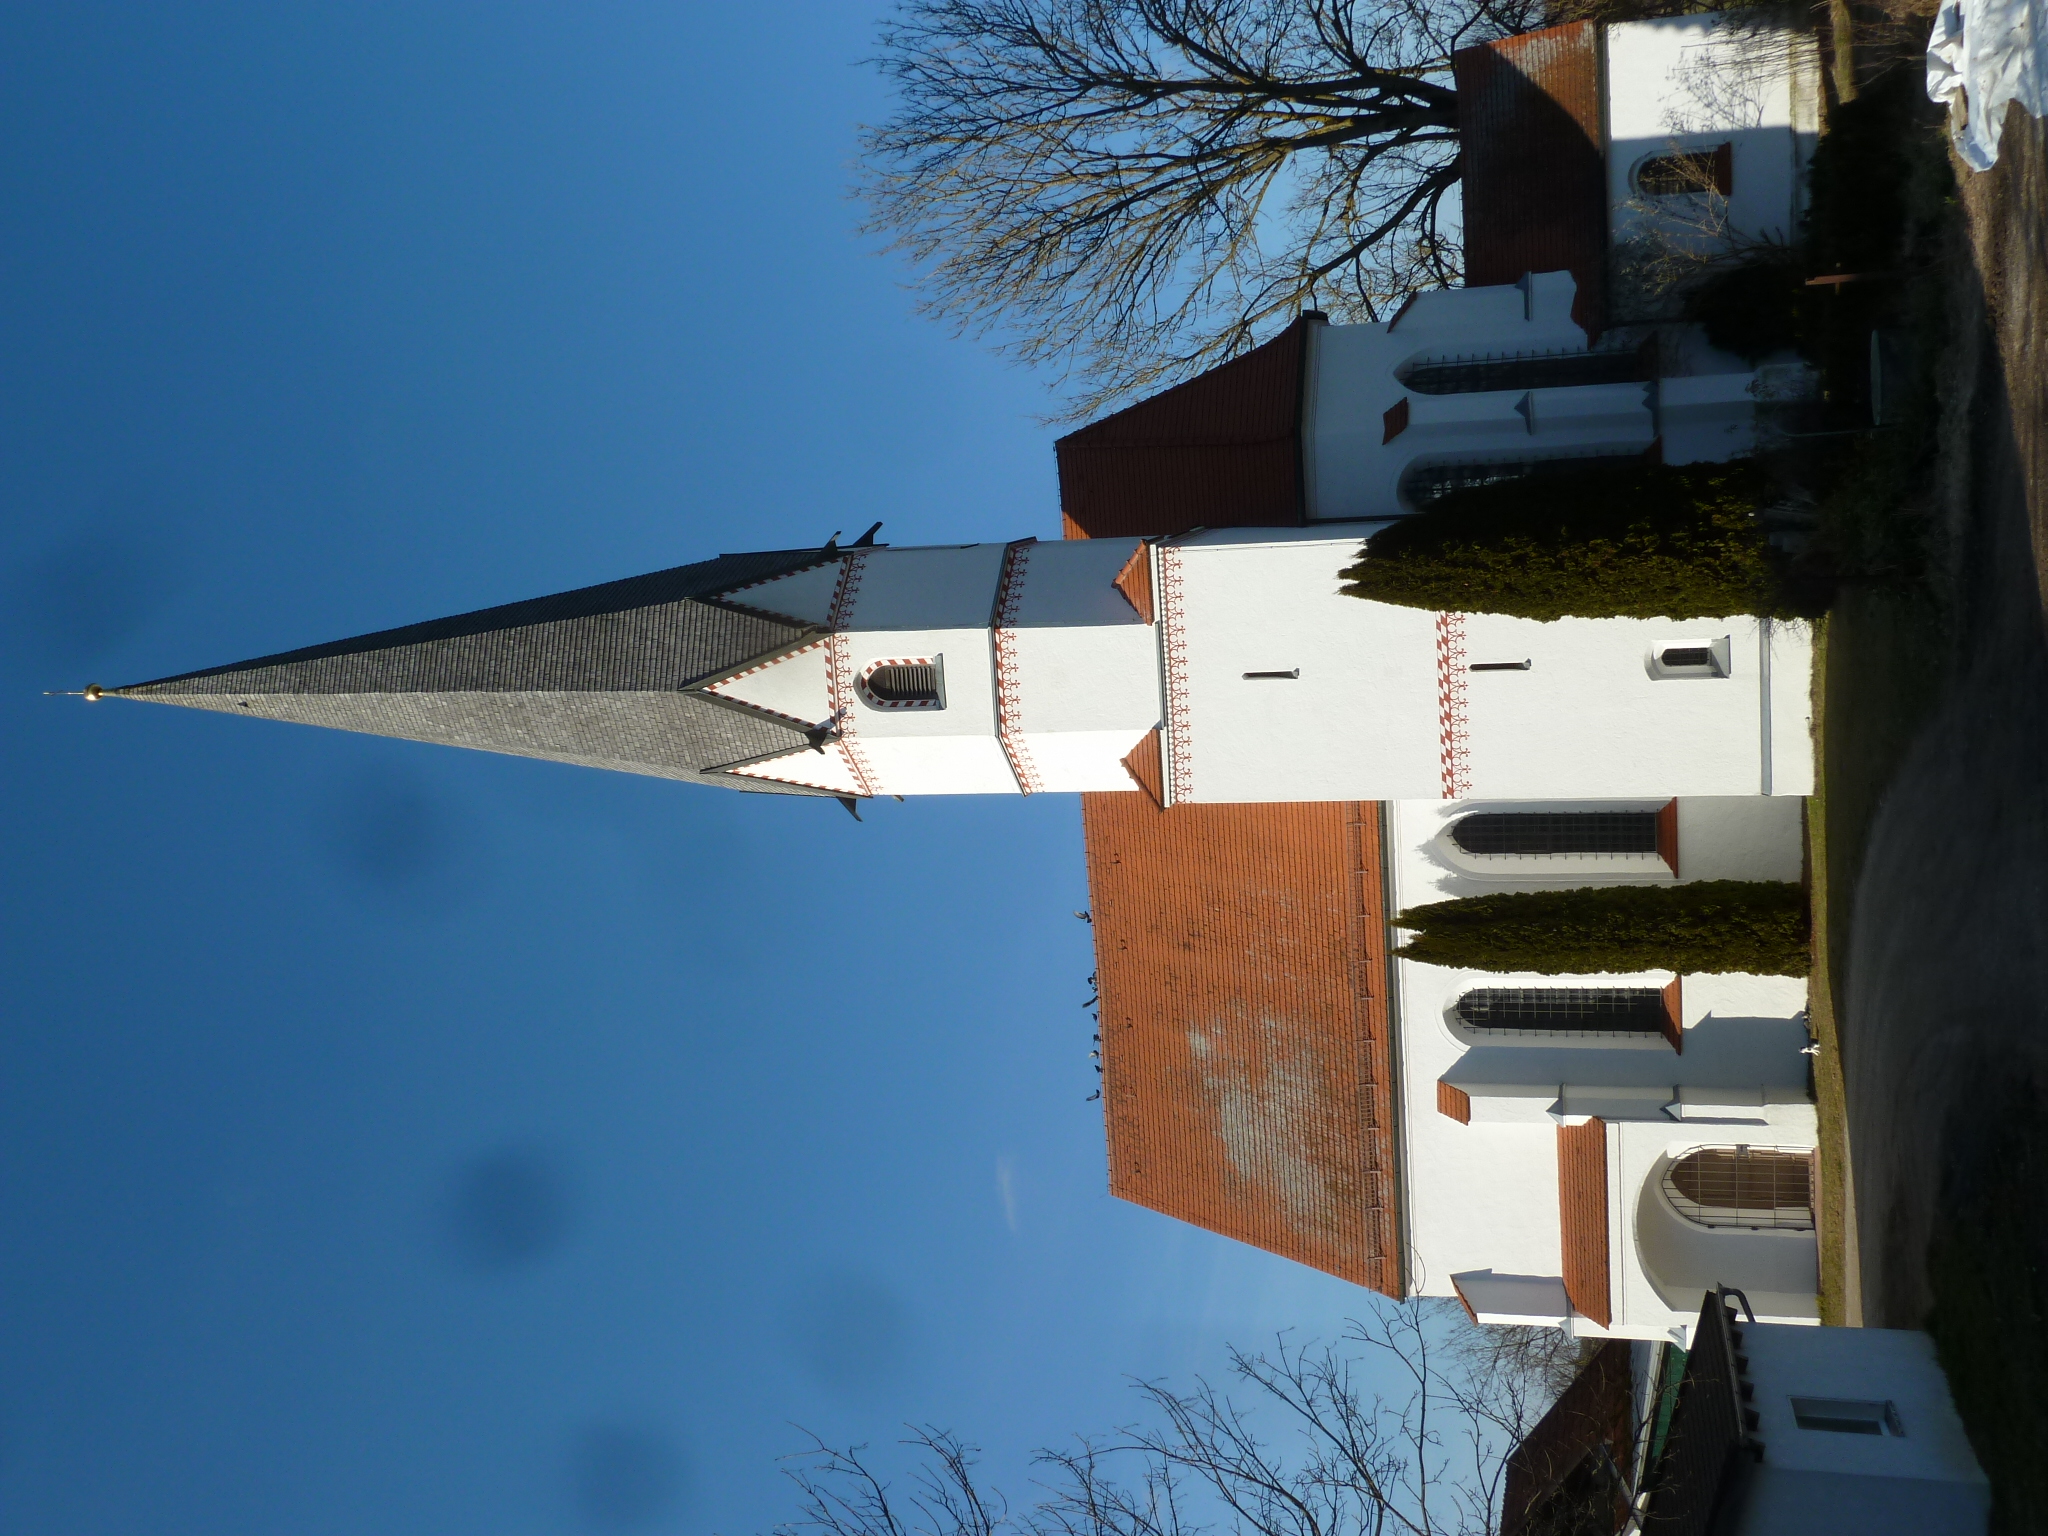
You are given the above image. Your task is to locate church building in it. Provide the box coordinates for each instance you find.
[99,13,1826,1345]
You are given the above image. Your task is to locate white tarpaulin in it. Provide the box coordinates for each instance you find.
[1927,0,2048,169]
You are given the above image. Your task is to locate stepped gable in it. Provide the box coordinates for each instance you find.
[1081,795,1402,1295]
[112,549,845,795]
[1454,22,1608,332]
[1054,316,1315,541]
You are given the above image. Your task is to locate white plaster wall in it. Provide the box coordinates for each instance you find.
[1386,797,1817,1331]
[1171,531,1816,800]
[1742,1325,1988,1490]
[1460,612,1813,798]
[1009,538,1149,627]
[1306,275,1666,522]
[1605,16,1822,303]
[846,544,1009,630]
[1394,954,1568,1297]
[1674,795,1804,880]
[1168,532,1443,800]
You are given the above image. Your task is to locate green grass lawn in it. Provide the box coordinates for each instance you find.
[1805,586,1948,1325]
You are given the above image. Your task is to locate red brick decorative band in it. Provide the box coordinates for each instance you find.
[1435,611,1471,798]
[992,540,1044,796]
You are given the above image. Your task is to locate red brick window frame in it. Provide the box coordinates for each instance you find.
[858,657,944,710]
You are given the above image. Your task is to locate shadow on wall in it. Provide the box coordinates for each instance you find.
[783,1269,914,1395]
[440,1145,576,1274]
[569,1422,688,1532]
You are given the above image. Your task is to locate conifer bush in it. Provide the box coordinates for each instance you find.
[1393,880,1809,976]
[1339,460,1792,621]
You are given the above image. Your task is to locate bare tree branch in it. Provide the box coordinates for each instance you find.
[770,1300,1574,1536]
[858,0,1542,416]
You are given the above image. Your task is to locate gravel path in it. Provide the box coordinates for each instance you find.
[1840,102,2048,1329]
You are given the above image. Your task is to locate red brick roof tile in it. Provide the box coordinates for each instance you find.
[1558,1117,1612,1326]
[1055,319,1315,541]
[1453,23,1608,333]
[1082,794,1403,1294]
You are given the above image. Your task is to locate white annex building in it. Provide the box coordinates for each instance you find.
[101,13,1827,1346]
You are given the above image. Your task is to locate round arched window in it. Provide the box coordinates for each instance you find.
[857,658,944,710]
[1663,1147,1813,1231]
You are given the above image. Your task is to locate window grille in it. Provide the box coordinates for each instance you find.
[1398,453,1645,511]
[1399,340,1655,396]
[1455,987,1667,1035]
[1451,811,1659,857]
[859,661,943,708]
[1663,1147,1814,1231]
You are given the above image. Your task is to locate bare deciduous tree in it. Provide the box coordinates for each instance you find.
[859,0,1539,418]
[773,1302,1568,1536]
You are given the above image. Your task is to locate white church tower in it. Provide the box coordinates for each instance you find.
[101,523,1811,806]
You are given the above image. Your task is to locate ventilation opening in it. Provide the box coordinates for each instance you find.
[1635,144,1733,197]
[1455,987,1667,1036]
[858,659,944,709]
[1451,811,1658,856]
[1793,1397,1903,1436]
[1663,1147,1814,1231]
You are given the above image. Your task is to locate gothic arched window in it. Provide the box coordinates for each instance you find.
[1454,987,1667,1035]
[858,659,944,710]
[1451,811,1658,857]
[1663,1147,1814,1231]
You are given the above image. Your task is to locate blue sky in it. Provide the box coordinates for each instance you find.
[0,7,1391,1532]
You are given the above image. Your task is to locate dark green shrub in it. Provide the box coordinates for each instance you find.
[1393,880,1809,976]
[1689,257,1811,363]
[1340,460,1791,621]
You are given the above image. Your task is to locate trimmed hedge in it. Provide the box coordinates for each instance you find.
[1339,460,1787,621]
[1393,880,1809,976]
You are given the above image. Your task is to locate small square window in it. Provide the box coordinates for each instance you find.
[1791,1397,1903,1436]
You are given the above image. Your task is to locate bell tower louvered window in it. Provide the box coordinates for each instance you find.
[1455,987,1668,1035]
[858,658,944,710]
[1452,811,1658,856]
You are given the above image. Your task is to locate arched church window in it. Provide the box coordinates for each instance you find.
[1454,987,1667,1036]
[1397,454,1645,511]
[1634,143,1734,197]
[858,659,944,710]
[1397,339,1655,396]
[1663,1147,1814,1231]
[1451,811,1658,857]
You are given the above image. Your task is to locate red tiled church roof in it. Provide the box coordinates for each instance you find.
[1054,317,1316,540]
[1558,1117,1613,1326]
[1082,795,1403,1295]
[1453,22,1608,332]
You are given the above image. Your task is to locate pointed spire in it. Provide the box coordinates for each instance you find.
[111,549,857,797]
